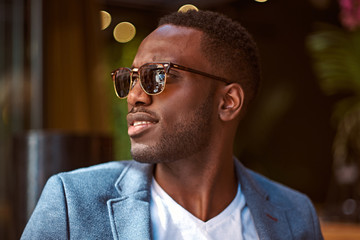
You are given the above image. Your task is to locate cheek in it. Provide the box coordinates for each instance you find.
[158,88,201,117]
[158,100,193,124]
[153,103,191,135]
[155,79,215,123]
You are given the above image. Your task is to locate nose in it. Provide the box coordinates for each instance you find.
[127,78,152,107]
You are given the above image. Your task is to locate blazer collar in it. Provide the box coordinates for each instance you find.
[107,161,154,240]
[234,158,293,240]
[107,159,293,240]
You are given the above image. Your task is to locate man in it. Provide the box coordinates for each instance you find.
[22,10,323,239]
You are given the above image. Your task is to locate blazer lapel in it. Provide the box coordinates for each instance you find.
[107,161,154,240]
[235,159,293,240]
[107,159,294,239]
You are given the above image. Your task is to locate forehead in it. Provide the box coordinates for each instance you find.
[133,25,208,68]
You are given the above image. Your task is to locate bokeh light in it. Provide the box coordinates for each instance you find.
[100,10,111,30]
[178,4,199,13]
[254,0,268,2]
[113,22,136,43]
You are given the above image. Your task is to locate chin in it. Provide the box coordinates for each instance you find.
[130,144,177,164]
[130,144,158,163]
[131,153,159,164]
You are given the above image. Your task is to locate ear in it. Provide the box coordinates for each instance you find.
[218,83,244,122]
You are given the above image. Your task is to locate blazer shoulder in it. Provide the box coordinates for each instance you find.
[22,161,141,239]
[246,168,312,208]
[244,168,323,239]
[53,160,137,198]
[58,160,132,180]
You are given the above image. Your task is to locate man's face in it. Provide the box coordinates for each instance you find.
[127,24,218,163]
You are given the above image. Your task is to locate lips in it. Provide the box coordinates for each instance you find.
[127,112,159,137]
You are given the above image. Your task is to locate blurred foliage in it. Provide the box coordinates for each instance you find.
[307,23,360,124]
[307,0,360,191]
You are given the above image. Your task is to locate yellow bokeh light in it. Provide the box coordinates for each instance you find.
[113,22,136,43]
[178,4,199,13]
[100,10,111,30]
[254,0,268,2]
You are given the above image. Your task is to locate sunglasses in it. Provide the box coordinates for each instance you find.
[111,62,230,99]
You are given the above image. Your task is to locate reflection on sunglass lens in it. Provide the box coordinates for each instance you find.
[140,64,166,94]
[115,69,131,98]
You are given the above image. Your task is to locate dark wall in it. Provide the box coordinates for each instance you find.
[224,1,338,203]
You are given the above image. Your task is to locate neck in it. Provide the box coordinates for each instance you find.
[154,148,237,221]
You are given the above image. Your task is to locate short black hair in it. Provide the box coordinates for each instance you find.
[159,10,261,107]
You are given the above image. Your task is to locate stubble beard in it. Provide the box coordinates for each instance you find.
[130,92,214,164]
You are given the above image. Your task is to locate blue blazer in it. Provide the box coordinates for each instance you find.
[21,159,323,239]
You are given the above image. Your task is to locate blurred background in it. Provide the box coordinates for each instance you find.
[1,0,360,239]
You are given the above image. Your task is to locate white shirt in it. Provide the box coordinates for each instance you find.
[150,178,259,240]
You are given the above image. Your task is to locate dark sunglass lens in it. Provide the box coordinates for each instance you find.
[140,64,166,94]
[114,69,131,98]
